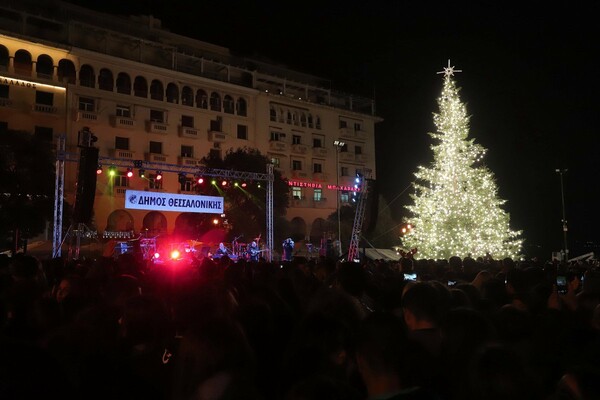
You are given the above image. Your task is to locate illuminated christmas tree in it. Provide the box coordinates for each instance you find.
[402,61,522,260]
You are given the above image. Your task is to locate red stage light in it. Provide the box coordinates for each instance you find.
[170,250,180,260]
[221,180,228,187]
[241,182,247,188]
[126,168,134,178]
[153,252,160,259]
[197,177,204,184]
[96,166,103,175]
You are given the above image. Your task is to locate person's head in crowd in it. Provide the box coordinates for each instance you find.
[502,257,516,272]
[448,255,462,271]
[555,366,600,400]
[119,294,170,351]
[9,254,43,283]
[104,274,141,308]
[455,283,481,309]
[493,304,533,344]
[467,344,539,400]
[480,277,510,310]
[54,275,83,304]
[335,262,367,299]
[170,316,256,400]
[400,257,414,273]
[472,270,492,290]
[401,282,442,331]
[449,288,472,309]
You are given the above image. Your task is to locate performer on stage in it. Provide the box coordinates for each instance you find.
[282,238,294,262]
[215,242,229,258]
[248,241,260,262]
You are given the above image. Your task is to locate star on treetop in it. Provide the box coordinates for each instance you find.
[437,59,462,77]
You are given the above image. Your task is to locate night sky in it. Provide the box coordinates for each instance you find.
[64,0,600,259]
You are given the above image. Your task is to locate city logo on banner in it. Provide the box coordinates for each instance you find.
[125,190,224,214]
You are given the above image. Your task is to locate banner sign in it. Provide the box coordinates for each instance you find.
[125,190,223,214]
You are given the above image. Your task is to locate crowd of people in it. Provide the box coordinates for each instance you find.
[0,251,599,399]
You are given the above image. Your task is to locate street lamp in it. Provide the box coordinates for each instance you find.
[555,169,568,261]
[334,140,345,253]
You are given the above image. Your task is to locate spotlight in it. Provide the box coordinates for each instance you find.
[108,166,116,177]
[212,218,219,225]
[155,171,162,180]
[234,182,239,187]
[96,165,103,175]
[211,179,217,185]
[139,169,146,178]
[196,175,204,185]
[221,180,228,187]
[126,168,134,178]
[170,250,180,260]
[153,252,160,259]
[241,182,247,188]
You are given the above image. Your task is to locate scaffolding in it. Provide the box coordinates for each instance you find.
[347,169,372,262]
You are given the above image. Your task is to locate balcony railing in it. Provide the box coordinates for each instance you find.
[111,115,136,129]
[178,156,199,166]
[179,126,199,138]
[145,152,168,163]
[110,149,136,159]
[33,104,57,114]
[339,152,356,162]
[312,147,328,158]
[291,143,309,155]
[147,121,168,134]
[269,140,289,153]
[208,130,228,142]
[75,110,98,122]
[355,153,368,163]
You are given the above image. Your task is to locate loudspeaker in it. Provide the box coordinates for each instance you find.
[72,147,99,224]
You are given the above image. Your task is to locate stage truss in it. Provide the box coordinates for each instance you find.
[53,134,275,261]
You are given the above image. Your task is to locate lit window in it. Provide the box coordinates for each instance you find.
[314,189,322,201]
[292,187,302,200]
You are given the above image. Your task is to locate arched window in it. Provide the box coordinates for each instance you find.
[236,97,247,116]
[166,83,179,103]
[98,68,114,91]
[196,89,208,109]
[0,45,9,70]
[269,106,276,121]
[150,79,164,101]
[210,92,221,111]
[57,59,76,84]
[182,86,193,106]
[223,95,234,114]
[133,76,147,97]
[14,49,32,76]
[79,64,95,88]
[36,54,53,78]
[116,72,131,94]
[300,113,307,127]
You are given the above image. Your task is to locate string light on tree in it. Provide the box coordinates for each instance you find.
[402,60,522,260]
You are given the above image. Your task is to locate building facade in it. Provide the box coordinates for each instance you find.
[0,1,379,245]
